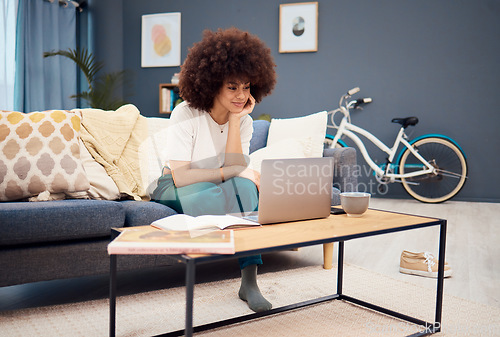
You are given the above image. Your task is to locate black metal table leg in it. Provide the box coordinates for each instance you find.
[185,259,196,337]
[110,254,117,337]
[434,220,447,333]
[337,241,344,296]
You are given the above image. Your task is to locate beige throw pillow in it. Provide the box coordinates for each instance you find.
[0,110,90,201]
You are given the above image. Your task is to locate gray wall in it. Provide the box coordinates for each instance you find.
[92,0,500,202]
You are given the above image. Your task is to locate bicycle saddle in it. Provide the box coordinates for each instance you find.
[392,117,419,128]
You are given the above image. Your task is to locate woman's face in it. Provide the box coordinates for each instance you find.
[213,79,251,114]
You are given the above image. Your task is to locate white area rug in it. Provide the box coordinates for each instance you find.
[1,264,499,336]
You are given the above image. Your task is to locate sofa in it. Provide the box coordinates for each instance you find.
[0,107,358,288]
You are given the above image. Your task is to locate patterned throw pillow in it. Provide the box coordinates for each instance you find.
[0,110,90,201]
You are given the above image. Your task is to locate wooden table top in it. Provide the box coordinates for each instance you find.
[231,209,441,253]
[113,209,442,259]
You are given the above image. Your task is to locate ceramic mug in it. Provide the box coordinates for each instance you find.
[340,192,371,217]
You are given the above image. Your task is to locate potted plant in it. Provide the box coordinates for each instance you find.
[44,48,133,110]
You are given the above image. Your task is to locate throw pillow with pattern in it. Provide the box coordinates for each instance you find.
[0,110,90,201]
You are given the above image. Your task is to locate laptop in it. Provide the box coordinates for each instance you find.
[244,157,334,224]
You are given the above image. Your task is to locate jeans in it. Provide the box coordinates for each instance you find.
[152,173,262,269]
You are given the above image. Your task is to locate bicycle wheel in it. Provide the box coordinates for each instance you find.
[324,134,347,149]
[398,136,467,203]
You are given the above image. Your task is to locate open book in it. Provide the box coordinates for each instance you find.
[151,214,260,232]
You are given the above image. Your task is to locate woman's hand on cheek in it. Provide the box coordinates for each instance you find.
[234,95,255,118]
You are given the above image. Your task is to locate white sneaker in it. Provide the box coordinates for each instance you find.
[399,250,452,278]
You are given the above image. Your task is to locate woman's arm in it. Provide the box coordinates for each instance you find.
[168,160,249,187]
[224,95,255,166]
[224,114,248,167]
[223,96,261,188]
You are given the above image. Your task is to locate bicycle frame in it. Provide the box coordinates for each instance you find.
[329,115,436,181]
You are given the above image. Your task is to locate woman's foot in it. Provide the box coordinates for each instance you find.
[238,264,272,312]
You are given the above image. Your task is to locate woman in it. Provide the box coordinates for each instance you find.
[152,27,276,312]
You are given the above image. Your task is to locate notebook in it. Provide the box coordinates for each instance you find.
[243,157,334,224]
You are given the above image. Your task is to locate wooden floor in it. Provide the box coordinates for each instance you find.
[300,198,500,308]
[0,198,498,312]
[361,198,500,308]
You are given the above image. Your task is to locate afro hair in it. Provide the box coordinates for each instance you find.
[179,27,277,112]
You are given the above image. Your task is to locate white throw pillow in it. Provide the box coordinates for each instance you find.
[249,139,306,173]
[266,110,328,158]
[139,117,170,197]
[75,139,121,200]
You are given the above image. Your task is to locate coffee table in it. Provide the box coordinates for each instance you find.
[109,209,447,337]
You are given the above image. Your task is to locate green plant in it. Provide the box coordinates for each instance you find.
[255,113,271,122]
[44,48,132,110]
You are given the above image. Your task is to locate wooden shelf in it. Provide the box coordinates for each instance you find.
[159,83,181,114]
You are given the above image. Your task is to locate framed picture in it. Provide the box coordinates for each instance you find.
[279,2,318,53]
[141,13,181,67]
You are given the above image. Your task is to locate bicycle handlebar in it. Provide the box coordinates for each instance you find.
[348,98,373,109]
[347,87,360,96]
[354,97,372,107]
[330,88,372,128]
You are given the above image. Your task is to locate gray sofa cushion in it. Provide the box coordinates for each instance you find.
[324,147,358,193]
[249,120,270,154]
[0,238,176,287]
[0,200,125,246]
[120,200,177,227]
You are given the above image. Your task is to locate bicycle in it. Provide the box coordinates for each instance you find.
[324,87,468,203]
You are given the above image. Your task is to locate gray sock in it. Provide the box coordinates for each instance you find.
[238,264,272,312]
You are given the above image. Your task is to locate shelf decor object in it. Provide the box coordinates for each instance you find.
[159,83,182,114]
[141,13,181,67]
[279,2,318,53]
